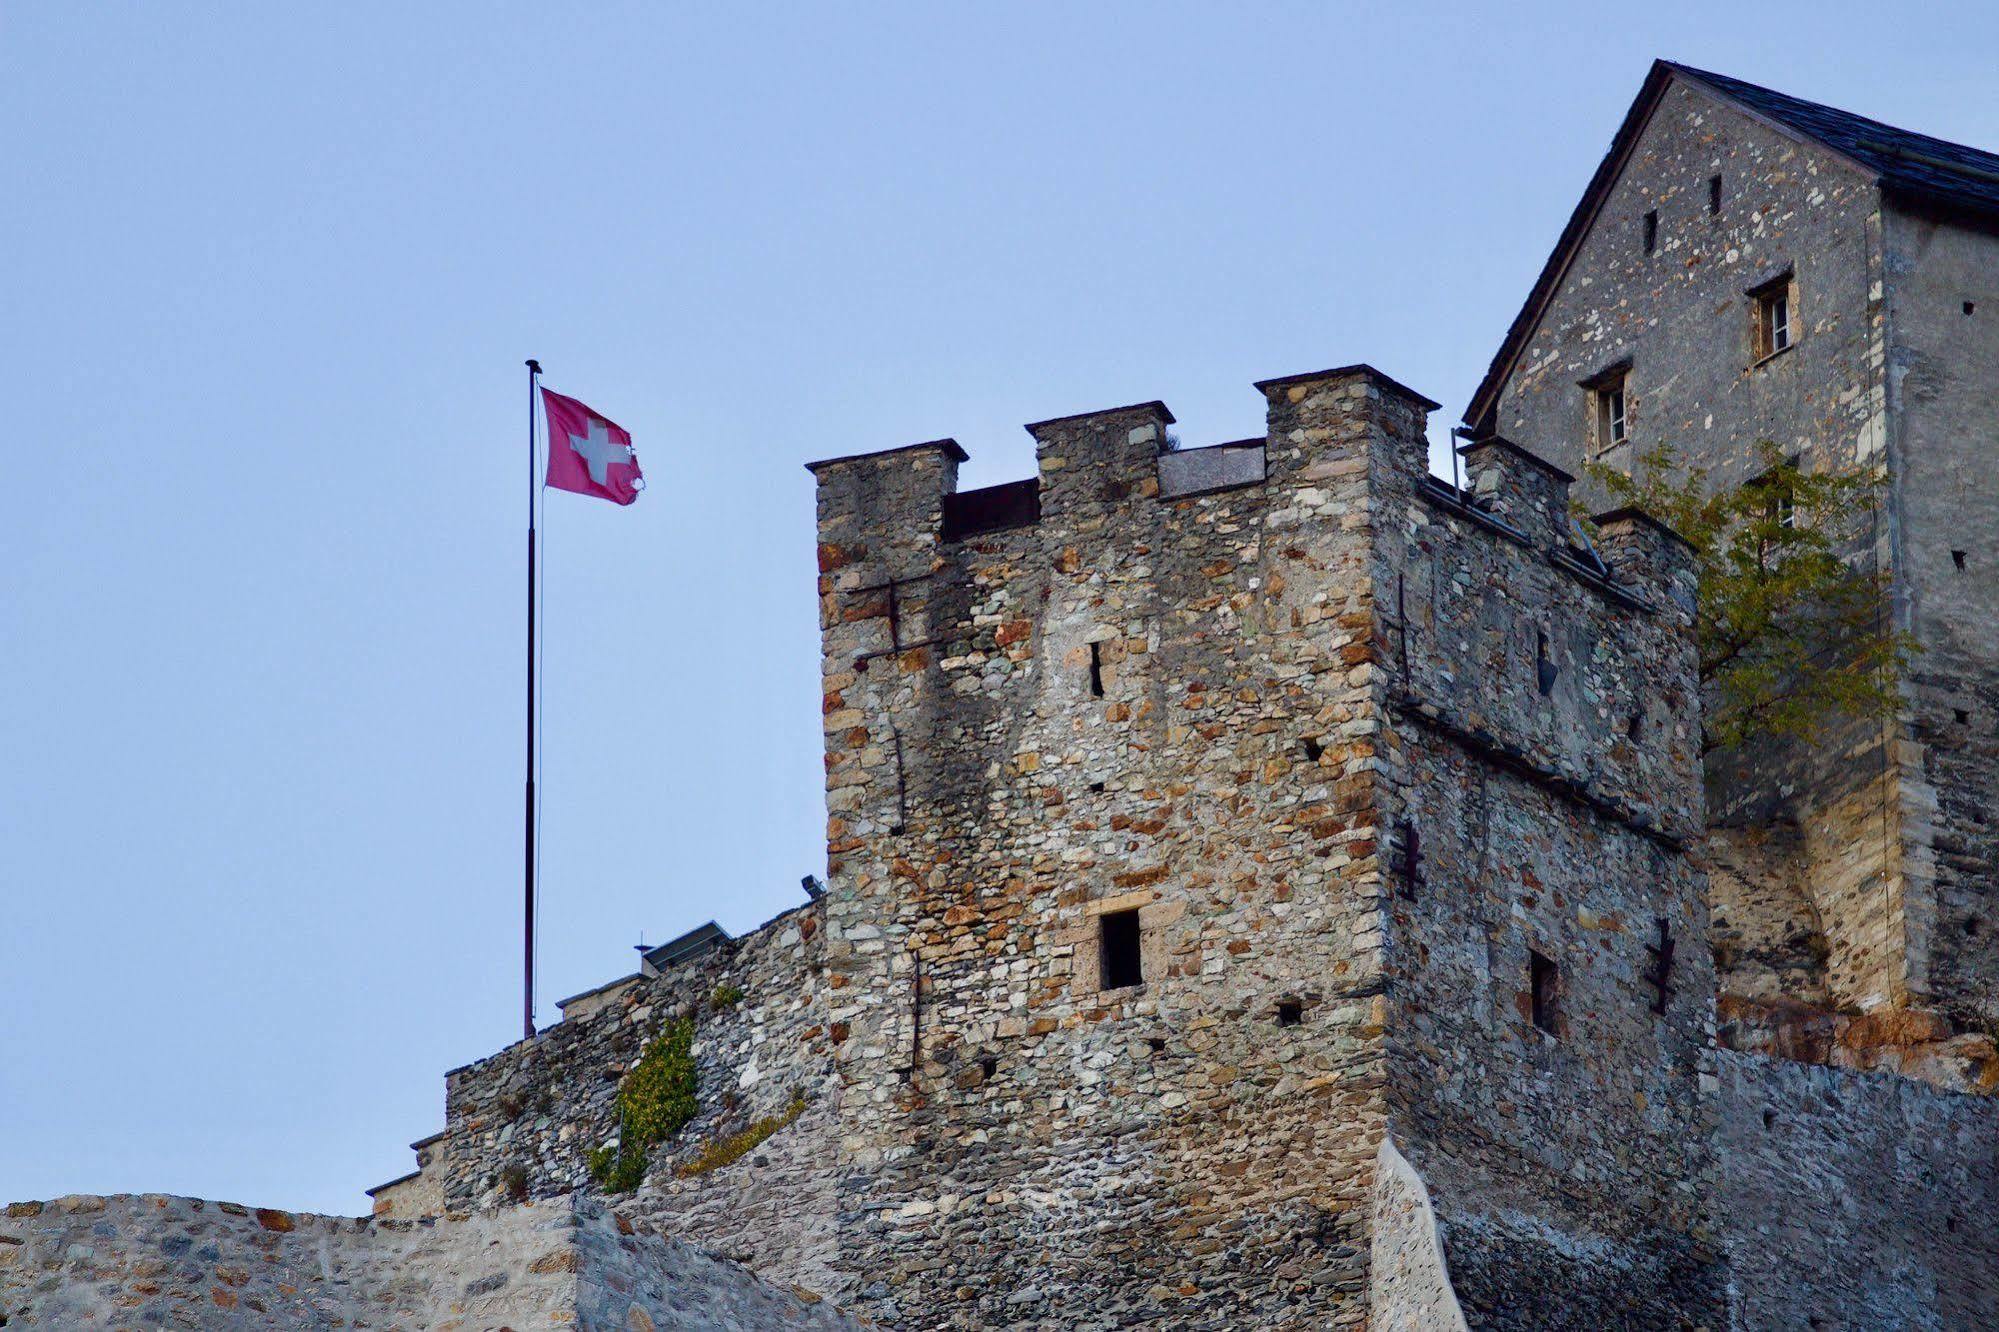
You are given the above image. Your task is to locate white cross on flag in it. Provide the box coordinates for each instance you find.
[540,387,643,505]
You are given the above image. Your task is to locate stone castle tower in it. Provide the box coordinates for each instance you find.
[807,365,1717,1327]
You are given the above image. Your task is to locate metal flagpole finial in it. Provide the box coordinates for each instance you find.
[526,358,542,375]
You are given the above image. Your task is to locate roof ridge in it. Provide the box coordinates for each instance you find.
[1665,61,1999,174]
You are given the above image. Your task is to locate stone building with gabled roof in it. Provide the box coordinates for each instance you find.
[1471,59,1999,1094]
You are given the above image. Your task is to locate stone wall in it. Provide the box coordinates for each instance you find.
[358,365,1723,1328]
[1366,432,1724,1326]
[0,1192,858,1330]
[1484,70,1999,1087]
[349,358,1999,1331]
[426,899,846,1296]
[1717,1048,1999,1330]
[1880,199,1999,1034]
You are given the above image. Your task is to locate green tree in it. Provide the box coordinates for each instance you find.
[1587,442,1916,755]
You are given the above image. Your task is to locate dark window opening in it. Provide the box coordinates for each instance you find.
[1088,641,1105,698]
[1642,209,1659,255]
[1966,917,1981,938]
[979,1055,998,1079]
[1276,1000,1303,1028]
[1762,1108,1777,1130]
[1147,1036,1166,1054]
[1953,550,1967,570]
[1529,950,1561,1036]
[1955,708,1971,726]
[1088,780,1105,793]
[1948,1215,1962,1234]
[1300,735,1323,763]
[1627,710,1644,740]
[1708,174,1723,214]
[1395,819,1424,899]
[1536,630,1559,697]
[1965,301,1976,316]
[1100,909,1143,990]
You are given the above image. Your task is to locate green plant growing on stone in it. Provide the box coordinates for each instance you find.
[587,1017,698,1194]
[711,982,745,1010]
[678,1089,807,1177]
[1586,442,1917,755]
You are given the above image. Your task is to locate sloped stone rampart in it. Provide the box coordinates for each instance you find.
[0,1191,859,1330]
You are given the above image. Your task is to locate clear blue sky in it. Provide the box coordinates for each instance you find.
[5,3,1995,1215]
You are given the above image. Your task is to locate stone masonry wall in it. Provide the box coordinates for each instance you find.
[1367,1136,1469,1331]
[432,899,845,1295]
[1717,1047,1999,1330]
[1880,198,1999,1035]
[349,357,1991,1332]
[0,1192,859,1330]
[1367,432,1725,1326]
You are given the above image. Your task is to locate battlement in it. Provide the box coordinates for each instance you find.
[810,366,1700,846]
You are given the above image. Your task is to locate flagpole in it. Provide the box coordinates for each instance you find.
[524,357,542,1041]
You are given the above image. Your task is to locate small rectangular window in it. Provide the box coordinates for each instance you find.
[1586,367,1629,456]
[1750,461,1799,534]
[1642,209,1659,255]
[1529,950,1561,1036]
[1752,275,1794,360]
[1708,174,1723,214]
[1099,909,1143,990]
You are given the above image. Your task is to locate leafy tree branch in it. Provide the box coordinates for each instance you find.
[1586,442,1916,755]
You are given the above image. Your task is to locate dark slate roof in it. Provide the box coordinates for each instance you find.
[1465,60,1999,432]
[1670,62,1999,218]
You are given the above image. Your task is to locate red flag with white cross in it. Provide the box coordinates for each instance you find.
[540,387,643,505]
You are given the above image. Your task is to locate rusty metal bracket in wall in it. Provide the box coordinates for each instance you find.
[1643,916,1677,1014]
[906,945,923,1087]
[850,572,944,669]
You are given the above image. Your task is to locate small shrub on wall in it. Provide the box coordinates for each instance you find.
[587,1017,698,1193]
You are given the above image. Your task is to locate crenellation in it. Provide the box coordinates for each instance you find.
[1455,435,1576,548]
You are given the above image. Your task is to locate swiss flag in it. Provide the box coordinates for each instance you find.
[541,388,642,505]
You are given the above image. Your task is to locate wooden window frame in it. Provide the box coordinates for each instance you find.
[1750,271,1796,364]
[1582,363,1631,459]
